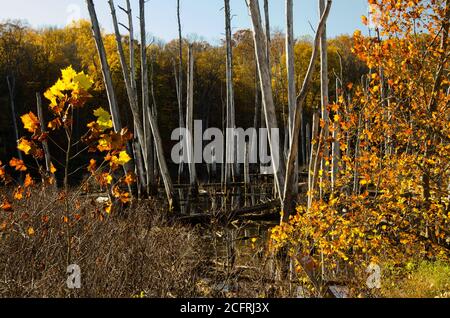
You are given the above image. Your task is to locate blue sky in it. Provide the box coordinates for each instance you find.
[0,0,369,44]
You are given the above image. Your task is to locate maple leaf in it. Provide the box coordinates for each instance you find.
[9,158,27,171]
[21,112,40,133]
[24,174,34,188]
[73,72,93,90]
[112,151,131,166]
[93,107,113,131]
[17,138,33,155]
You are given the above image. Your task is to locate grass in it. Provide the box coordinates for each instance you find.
[382,261,450,298]
[0,188,209,297]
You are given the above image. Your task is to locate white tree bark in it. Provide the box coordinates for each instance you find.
[283,0,332,221]
[224,0,237,185]
[186,45,197,191]
[139,0,156,194]
[247,0,286,204]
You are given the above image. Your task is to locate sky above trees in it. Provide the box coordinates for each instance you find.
[0,0,368,44]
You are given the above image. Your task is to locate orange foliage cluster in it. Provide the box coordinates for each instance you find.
[272,0,450,278]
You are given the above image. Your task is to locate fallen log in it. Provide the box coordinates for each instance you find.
[177,200,280,225]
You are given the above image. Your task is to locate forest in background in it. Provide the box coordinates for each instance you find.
[0,19,366,180]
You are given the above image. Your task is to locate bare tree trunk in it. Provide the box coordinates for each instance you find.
[308,110,320,209]
[283,0,332,221]
[263,0,271,66]
[177,0,186,183]
[86,0,122,134]
[139,0,156,195]
[86,0,138,188]
[108,0,148,192]
[186,45,198,193]
[247,0,286,205]
[285,0,298,211]
[36,93,52,176]
[224,0,237,186]
[146,107,180,212]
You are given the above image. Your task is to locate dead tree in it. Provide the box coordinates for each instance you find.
[86,0,138,194]
[186,45,198,193]
[86,0,122,133]
[87,0,178,211]
[36,93,53,177]
[283,0,332,221]
[224,0,237,186]
[139,0,156,194]
[285,0,298,205]
[108,0,147,193]
[176,0,186,183]
[247,0,286,204]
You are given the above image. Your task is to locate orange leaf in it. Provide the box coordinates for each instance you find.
[17,138,34,155]
[87,159,97,174]
[24,174,34,188]
[9,158,27,171]
[21,112,40,133]
[0,199,13,212]
[14,187,24,200]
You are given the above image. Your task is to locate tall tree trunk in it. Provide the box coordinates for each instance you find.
[285,0,298,211]
[176,0,186,183]
[86,0,138,185]
[139,0,156,195]
[186,45,198,193]
[247,0,286,205]
[109,0,148,192]
[86,0,122,133]
[283,0,332,221]
[224,0,237,186]
[263,0,271,66]
[36,93,53,176]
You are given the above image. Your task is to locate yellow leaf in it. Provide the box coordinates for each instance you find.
[112,151,131,166]
[105,202,112,214]
[21,112,40,133]
[17,138,33,155]
[27,227,35,236]
[50,162,57,174]
[93,107,113,131]
[73,72,93,90]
